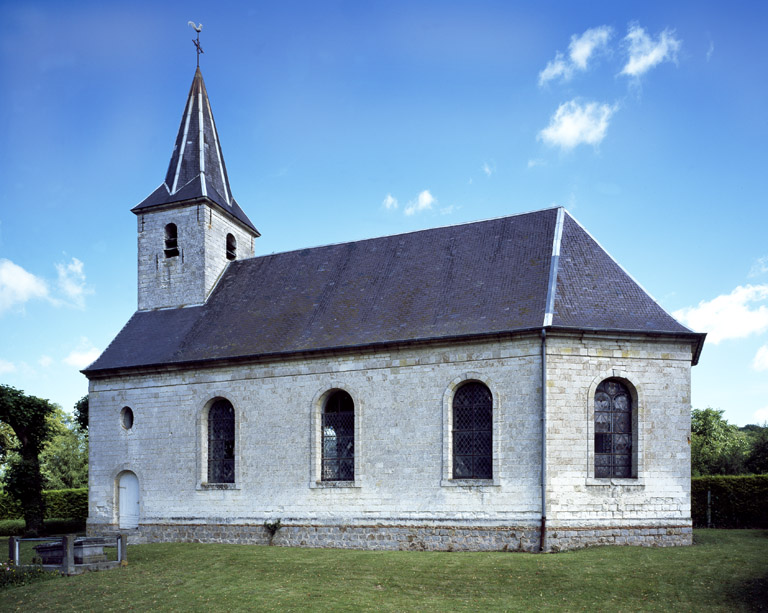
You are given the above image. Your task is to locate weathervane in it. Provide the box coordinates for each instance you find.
[188,21,204,67]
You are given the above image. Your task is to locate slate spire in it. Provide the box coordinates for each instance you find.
[132,68,258,234]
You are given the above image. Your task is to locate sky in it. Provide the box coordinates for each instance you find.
[0,1,766,426]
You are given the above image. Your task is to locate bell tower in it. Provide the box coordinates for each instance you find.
[132,67,260,311]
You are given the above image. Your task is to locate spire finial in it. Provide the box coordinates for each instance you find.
[188,21,204,67]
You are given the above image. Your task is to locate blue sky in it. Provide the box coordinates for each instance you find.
[1,1,766,425]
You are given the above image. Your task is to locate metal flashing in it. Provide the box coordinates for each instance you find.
[171,91,194,194]
[543,207,565,328]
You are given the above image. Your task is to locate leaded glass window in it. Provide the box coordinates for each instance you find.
[208,399,235,483]
[594,379,633,478]
[322,390,354,481]
[453,382,492,479]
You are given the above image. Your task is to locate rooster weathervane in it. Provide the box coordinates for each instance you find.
[188,21,204,67]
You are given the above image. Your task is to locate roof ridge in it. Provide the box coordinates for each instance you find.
[257,207,562,259]
[563,210,697,335]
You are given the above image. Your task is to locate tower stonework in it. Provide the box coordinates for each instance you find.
[133,68,259,311]
[136,202,255,310]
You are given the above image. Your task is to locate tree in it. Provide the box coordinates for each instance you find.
[74,395,88,432]
[40,407,88,490]
[744,424,768,474]
[691,408,748,476]
[0,420,18,488]
[0,384,55,535]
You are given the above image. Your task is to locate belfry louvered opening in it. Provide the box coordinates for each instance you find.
[207,398,235,483]
[164,223,179,258]
[226,233,237,261]
[322,390,354,481]
[452,382,493,479]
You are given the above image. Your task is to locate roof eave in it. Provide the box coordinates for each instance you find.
[81,324,707,379]
[545,325,707,365]
[81,327,547,379]
[131,195,260,237]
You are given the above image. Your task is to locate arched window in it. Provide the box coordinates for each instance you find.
[226,233,237,261]
[322,390,354,481]
[164,223,179,258]
[453,382,492,479]
[594,379,633,478]
[207,399,235,483]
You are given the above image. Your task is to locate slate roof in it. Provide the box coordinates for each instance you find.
[84,207,704,376]
[131,68,259,234]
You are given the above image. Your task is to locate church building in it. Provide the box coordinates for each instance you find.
[83,66,705,551]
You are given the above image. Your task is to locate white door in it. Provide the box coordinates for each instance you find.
[118,471,140,529]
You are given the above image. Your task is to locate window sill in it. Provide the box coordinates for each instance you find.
[310,480,361,489]
[441,479,500,488]
[586,477,645,487]
[197,483,240,491]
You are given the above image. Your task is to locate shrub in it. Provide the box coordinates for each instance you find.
[692,474,768,528]
[0,493,22,522]
[44,489,87,522]
[0,560,59,590]
[0,488,87,522]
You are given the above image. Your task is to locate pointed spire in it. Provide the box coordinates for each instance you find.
[133,68,258,235]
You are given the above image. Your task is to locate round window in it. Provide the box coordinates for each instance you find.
[121,407,134,430]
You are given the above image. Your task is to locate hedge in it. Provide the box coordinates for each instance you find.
[0,488,87,522]
[692,475,768,528]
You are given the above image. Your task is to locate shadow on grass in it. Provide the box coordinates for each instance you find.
[725,574,768,612]
[0,518,86,538]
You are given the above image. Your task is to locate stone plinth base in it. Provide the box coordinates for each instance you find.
[88,520,692,552]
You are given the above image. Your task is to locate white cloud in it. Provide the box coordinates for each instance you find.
[382,194,398,210]
[754,406,768,424]
[0,259,49,314]
[539,26,612,85]
[539,52,570,85]
[440,205,458,215]
[749,256,768,278]
[706,40,714,62]
[38,355,53,368]
[63,338,101,369]
[55,257,90,308]
[570,26,613,69]
[482,161,495,177]
[538,100,617,150]
[527,158,545,169]
[621,25,681,77]
[673,284,768,344]
[404,190,435,216]
[753,345,768,371]
[0,359,16,374]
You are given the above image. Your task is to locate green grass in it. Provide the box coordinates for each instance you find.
[1,530,766,612]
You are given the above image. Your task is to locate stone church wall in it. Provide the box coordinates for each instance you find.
[544,335,693,550]
[87,333,693,551]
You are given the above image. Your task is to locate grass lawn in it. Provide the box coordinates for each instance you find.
[1,529,766,612]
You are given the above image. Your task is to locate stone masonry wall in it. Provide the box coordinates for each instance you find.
[544,335,693,543]
[87,333,694,551]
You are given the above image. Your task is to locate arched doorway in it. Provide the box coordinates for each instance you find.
[118,471,140,529]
